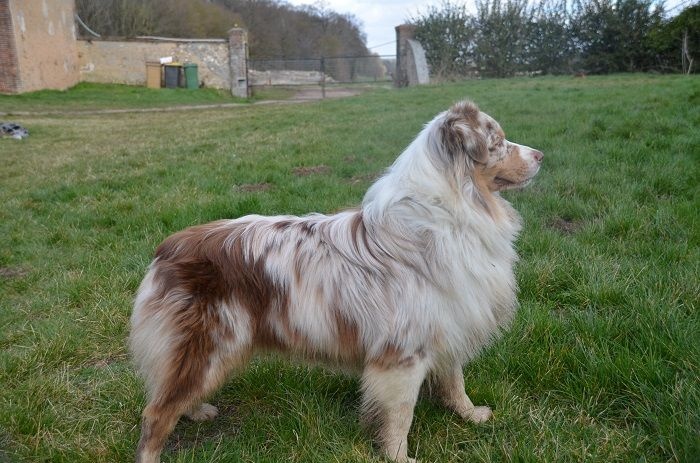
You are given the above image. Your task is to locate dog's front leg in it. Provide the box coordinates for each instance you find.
[435,364,492,424]
[361,357,428,462]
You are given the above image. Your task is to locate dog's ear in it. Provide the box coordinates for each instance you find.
[440,101,489,166]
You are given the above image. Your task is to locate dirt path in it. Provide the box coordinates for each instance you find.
[0,85,370,117]
[288,86,365,100]
[0,99,303,117]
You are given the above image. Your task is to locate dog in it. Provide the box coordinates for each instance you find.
[130,100,543,462]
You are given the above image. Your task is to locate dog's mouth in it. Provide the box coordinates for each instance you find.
[494,176,517,186]
[493,175,533,190]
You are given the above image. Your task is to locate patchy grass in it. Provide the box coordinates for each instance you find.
[248,85,299,101]
[0,82,246,113]
[0,74,698,462]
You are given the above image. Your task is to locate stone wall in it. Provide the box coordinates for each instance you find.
[227,28,248,97]
[2,0,80,93]
[78,38,230,89]
[76,28,248,97]
[0,3,248,96]
[0,1,20,93]
[394,24,429,88]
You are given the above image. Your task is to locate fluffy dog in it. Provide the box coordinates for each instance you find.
[130,100,543,462]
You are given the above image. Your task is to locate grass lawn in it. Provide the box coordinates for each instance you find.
[0,82,247,113]
[0,74,698,462]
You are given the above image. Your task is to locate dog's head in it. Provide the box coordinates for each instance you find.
[434,100,543,192]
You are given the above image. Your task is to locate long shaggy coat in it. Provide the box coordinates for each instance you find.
[130,100,543,462]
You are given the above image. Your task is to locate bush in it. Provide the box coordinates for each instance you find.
[411,0,695,76]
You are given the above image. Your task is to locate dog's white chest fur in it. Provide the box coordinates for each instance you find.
[432,211,521,363]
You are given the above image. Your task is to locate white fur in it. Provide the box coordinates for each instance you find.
[129,100,542,463]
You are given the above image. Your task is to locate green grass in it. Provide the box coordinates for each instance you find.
[248,85,299,101]
[0,82,246,113]
[1,74,698,462]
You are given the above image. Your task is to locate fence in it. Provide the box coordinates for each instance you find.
[247,54,396,98]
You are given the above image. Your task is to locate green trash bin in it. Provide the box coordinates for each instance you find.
[183,63,198,89]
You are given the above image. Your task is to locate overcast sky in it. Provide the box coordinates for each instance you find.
[285,0,437,56]
[285,0,690,57]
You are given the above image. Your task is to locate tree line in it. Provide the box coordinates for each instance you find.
[75,0,371,59]
[411,0,699,77]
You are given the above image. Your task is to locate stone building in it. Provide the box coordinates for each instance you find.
[0,0,248,96]
[0,0,80,93]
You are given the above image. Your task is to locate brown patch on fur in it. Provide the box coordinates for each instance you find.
[349,211,368,253]
[292,165,332,176]
[470,171,501,219]
[450,100,481,123]
[272,220,294,231]
[136,406,182,463]
[469,144,533,220]
[297,221,316,238]
[150,221,290,404]
[369,344,424,370]
[348,211,385,265]
[441,102,489,167]
[478,146,532,192]
[292,246,304,285]
[333,307,363,361]
[136,416,153,456]
[164,298,219,404]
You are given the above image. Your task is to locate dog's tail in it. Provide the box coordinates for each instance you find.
[129,263,173,399]
[129,259,240,463]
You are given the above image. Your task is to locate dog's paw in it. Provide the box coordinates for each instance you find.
[467,405,492,424]
[186,403,219,421]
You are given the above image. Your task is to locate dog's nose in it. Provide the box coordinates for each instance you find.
[532,150,544,163]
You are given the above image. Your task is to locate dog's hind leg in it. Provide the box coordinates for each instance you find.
[134,336,252,463]
[136,400,186,463]
[132,299,253,463]
[361,355,429,462]
[435,364,492,424]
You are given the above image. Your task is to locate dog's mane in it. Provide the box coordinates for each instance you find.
[362,105,522,255]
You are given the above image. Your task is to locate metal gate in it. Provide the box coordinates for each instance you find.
[247,54,396,98]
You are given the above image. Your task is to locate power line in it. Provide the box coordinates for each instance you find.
[368,40,396,50]
[667,0,697,13]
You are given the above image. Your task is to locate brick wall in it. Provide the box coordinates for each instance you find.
[0,0,20,94]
